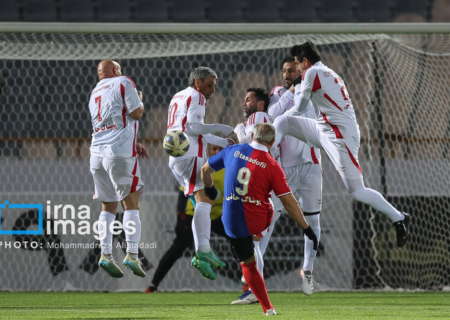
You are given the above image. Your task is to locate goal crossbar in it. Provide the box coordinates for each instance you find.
[1,22,450,34]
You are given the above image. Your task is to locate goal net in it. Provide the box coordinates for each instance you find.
[0,27,449,292]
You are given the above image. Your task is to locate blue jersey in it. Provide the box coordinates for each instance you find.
[208,141,291,238]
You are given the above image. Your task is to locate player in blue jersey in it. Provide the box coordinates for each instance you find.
[201,123,318,316]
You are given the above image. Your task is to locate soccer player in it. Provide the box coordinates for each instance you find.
[146,144,228,292]
[167,67,234,280]
[201,123,318,316]
[265,57,322,295]
[89,60,147,278]
[234,87,271,144]
[232,87,272,304]
[273,41,410,247]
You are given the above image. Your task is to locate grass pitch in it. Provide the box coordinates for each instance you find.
[0,292,449,319]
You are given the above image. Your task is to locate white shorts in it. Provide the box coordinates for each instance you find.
[270,193,283,213]
[170,156,206,196]
[286,116,363,180]
[283,163,322,212]
[90,155,144,202]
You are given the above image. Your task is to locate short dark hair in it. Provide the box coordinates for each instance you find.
[281,56,295,68]
[290,41,321,64]
[247,87,269,112]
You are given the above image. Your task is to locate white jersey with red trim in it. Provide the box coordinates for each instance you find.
[269,85,320,168]
[167,87,207,164]
[234,111,271,144]
[89,76,143,159]
[300,61,360,139]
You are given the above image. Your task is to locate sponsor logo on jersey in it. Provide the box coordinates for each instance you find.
[233,151,267,168]
[92,84,111,95]
[93,123,117,134]
[225,193,261,205]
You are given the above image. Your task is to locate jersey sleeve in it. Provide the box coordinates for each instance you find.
[121,77,143,114]
[299,68,317,100]
[234,123,249,144]
[208,148,226,172]
[268,86,294,118]
[204,133,230,148]
[186,91,205,125]
[270,162,292,197]
[240,112,271,144]
[254,112,271,124]
[290,77,312,115]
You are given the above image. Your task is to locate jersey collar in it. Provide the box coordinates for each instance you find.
[250,141,268,152]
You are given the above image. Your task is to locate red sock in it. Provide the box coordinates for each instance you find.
[241,261,273,312]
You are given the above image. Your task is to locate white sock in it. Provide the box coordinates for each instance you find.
[253,241,264,279]
[259,210,282,256]
[351,187,404,222]
[303,214,321,272]
[98,211,116,255]
[193,202,211,252]
[123,210,141,254]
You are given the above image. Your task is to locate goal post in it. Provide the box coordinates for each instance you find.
[0,23,449,292]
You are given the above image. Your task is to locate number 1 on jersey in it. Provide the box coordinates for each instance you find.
[95,96,102,121]
[167,103,178,129]
[235,167,251,196]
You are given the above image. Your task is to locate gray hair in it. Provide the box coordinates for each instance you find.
[253,123,276,145]
[188,67,218,86]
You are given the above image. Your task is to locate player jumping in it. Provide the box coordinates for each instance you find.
[273,41,410,248]
[167,67,234,280]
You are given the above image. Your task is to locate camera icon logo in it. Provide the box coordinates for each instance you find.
[0,201,43,235]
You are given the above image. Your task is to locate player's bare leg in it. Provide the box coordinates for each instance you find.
[121,189,146,277]
[98,201,124,278]
[345,178,410,247]
[190,188,225,280]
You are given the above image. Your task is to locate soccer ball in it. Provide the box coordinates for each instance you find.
[163,130,190,157]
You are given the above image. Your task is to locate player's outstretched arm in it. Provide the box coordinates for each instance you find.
[204,134,235,148]
[280,193,318,250]
[185,123,233,136]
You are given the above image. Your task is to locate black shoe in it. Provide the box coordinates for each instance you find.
[145,285,157,293]
[393,212,410,247]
